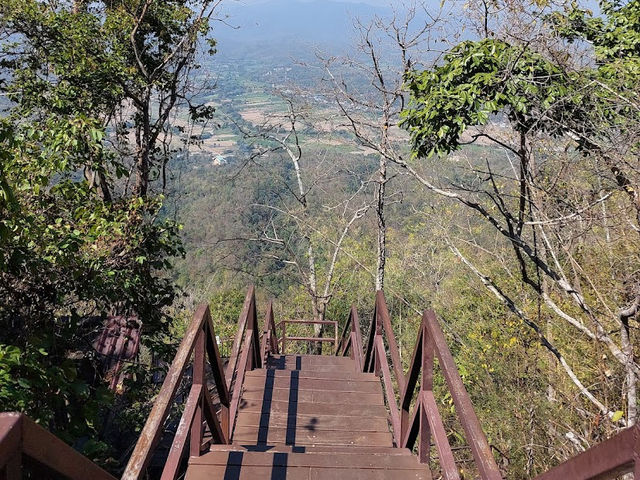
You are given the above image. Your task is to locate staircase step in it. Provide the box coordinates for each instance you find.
[210,444,414,455]
[238,398,388,417]
[192,450,426,469]
[267,355,355,364]
[188,450,431,479]
[247,368,376,381]
[241,386,383,405]
[267,364,362,373]
[187,464,431,479]
[243,374,382,393]
[232,426,393,447]
[266,355,356,371]
[235,412,389,432]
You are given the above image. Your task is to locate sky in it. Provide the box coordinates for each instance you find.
[214,0,394,54]
[235,0,392,5]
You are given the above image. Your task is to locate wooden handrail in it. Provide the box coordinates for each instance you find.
[336,306,364,371]
[278,319,338,354]
[400,312,459,478]
[226,286,257,390]
[260,300,279,364]
[123,303,230,480]
[227,287,261,440]
[533,423,640,479]
[363,291,501,479]
[364,291,406,393]
[0,413,117,480]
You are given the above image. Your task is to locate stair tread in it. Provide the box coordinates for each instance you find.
[211,444,413,455]
[267,355,355,362]
[232,426,393,447]
[235,412,389,431]
[246,369,378,382]
[241,387,383,405]
[186,464,432,480]
[265,355,358,373]
[191,450,425,469]
[238,398,388,416]
[243,375,382,392]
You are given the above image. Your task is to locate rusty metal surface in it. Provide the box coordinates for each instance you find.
[278,319,337,325]
[402,399,421,449]
[421,391,460,480]
[401,314,436,466]
[228,288,264,441]
[0,414,21,470]
[93,316,141,392]
[336,312,351,355]
[534,423,639,480]
[190,327,206,458]
[364,296,499,479]
[204,311,230,410]
[283,336,336,342]
[93,316,141,359]
[260,301,279,364]
[418,401,430,465]
[229,327,257,439]
[401,319,424,427]
[350,307,364,372]
[202,383,226,443]
[363,300,377,373]
[122,305,210,480]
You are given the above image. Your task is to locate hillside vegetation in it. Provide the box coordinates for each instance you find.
[1,0,639,477]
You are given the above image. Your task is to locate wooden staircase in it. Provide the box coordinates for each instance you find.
[3,287,640,480]
[187,354,430,479]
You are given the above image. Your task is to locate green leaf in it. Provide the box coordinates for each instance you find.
[611,411,624,422]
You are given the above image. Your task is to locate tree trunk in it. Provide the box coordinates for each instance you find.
[375,155,387,291]
[135,98,151,197]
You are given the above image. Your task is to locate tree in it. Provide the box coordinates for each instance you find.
[320,2,449,291]
[401,0,640,431]
[223,94,374,352]
[0,0,219,464]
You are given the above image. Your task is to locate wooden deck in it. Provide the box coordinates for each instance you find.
[185,354,431,480]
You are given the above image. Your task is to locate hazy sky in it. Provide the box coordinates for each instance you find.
[234,0,392,5]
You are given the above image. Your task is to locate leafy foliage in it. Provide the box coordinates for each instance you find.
[401,39,574,158]
[0,0,216,465]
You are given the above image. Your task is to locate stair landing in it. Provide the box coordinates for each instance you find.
[186,354,431,479]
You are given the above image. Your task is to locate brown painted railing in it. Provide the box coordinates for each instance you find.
[533,423,640,480]
[277,319,338,353]
[363,291,502,479]
[123,286,260,480]
[336,305,365,372]
[0,413,117,480]
[225,286,262,440]
[363,291,406,446]
[260,300,279,364]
